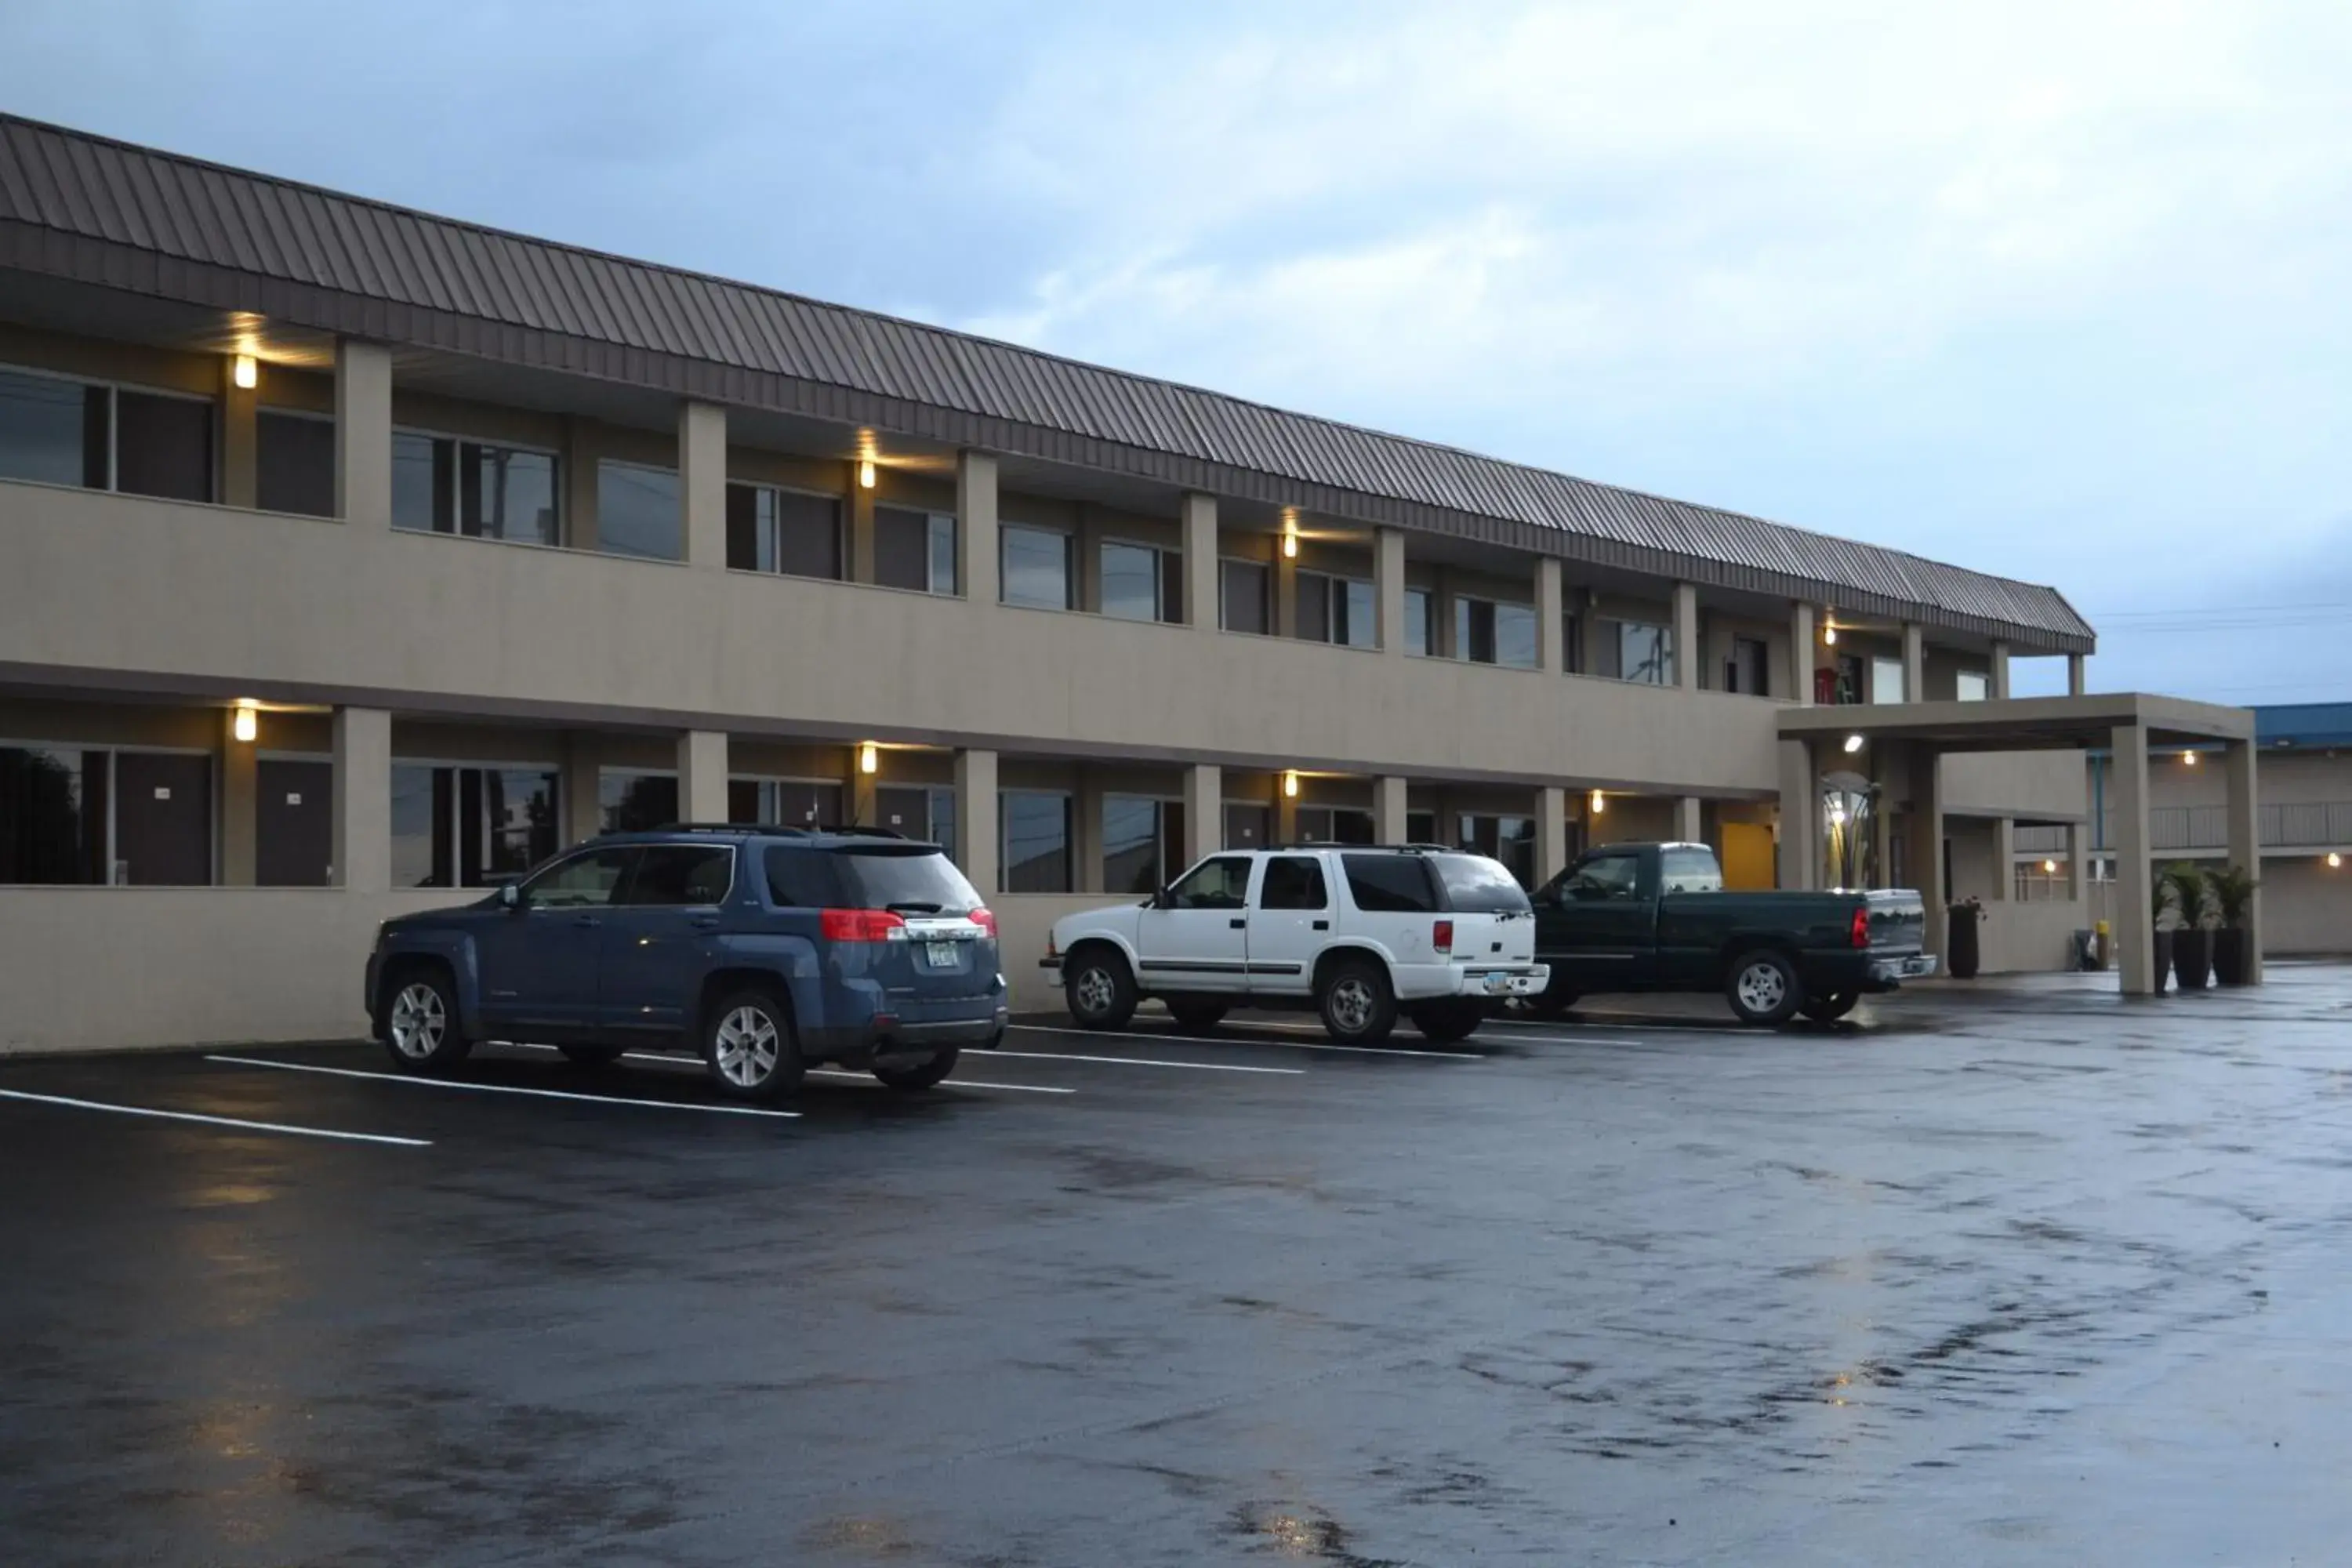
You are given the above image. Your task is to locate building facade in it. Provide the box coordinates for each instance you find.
[0,116,2110,1053]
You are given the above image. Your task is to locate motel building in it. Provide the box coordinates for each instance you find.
[0,115,2264,1054]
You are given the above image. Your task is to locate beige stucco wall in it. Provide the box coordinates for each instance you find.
[1944,750,2089,822]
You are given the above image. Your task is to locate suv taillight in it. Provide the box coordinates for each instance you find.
[821,909,907,942]
[1434,919,1454,955]
[1850,906,1871,949]
[969,907,998,938]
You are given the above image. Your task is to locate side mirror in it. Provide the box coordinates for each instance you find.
[499,883,521,910]
[1154,885,1172,910]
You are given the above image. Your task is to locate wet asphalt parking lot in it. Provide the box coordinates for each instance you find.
[6,969,2352,1566]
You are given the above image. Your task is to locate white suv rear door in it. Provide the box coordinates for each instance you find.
[1242,853,1330,997]
[1134,854,1254,993]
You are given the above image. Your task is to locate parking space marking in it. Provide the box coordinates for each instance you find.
[988,1048,1305,1076]
[1011,1024,1480,1061]
[203,1055,800,1118]
[0,1087,431,1147]
[803,1068,1074,1094]
[484,1044,1073,1096]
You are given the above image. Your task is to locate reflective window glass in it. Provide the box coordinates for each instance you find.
[1101,541,1161,621]
[256,411,335,517]
[0,369,99,488]
[1001,524,1071,610]
[1001,791,1071,893]
[1167,855,1252,909]
[598,460,681,560]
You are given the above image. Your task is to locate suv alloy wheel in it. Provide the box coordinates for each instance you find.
[702,989,804,1102]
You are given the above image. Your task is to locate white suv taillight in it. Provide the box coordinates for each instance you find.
[1433,919,1454,955]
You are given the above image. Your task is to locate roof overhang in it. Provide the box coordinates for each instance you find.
[1779,693,2255,754]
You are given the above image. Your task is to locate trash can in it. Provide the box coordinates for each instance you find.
[2071,928,2100,971]
[1947,901,1982,980]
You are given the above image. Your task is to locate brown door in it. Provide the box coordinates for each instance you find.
[256,759,332,886]
[113,752,212,885]
[1224,804,1271,851]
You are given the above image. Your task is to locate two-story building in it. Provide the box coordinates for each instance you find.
[1,114,2209,1053]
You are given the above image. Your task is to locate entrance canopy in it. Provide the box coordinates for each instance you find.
[1778,691,2254,755]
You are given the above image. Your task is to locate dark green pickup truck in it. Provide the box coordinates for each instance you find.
[1528,841,1934,1025]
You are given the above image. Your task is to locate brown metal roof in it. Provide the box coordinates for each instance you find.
[0,114,2093,651]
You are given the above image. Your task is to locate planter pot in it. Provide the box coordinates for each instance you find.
[2172,928,2212,991]
[2151,930,2173,992]
[2213,927,2252,986]
[1947,905,1982,980]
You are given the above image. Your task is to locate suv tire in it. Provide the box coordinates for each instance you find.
[873,1048,959,1092]
[1406,999,1485,1044]
[559,1044,626,1067]
[1166,999,1227,1032]
[1524,975,1580,1019]
[1318,956,1398,1046]
[702,988,804,1102]
[381,967,473,1073]
[1800,991,1859,1023]
[1065,947,1138,1031]
[1726,949,1802,1026]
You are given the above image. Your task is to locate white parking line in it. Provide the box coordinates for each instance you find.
[988,1048,1304,1076]
[0,1087,431,1147]
[486,1044,1073,1096]
[204,1055,800,1118]
[1011,1024,1480,1061]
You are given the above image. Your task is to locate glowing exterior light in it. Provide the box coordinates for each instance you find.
[2181,750,2198,766]
[1842,734,1865,754]
[1282,531,1298,559]
[231,354,257,390]
[231,704,257,744]
[1588,789,1606,815]
[2042,858,2058,874]
[1823,624,1838,646]
[858,742,879,775]
[1282,769,1299,799]
[858,459,876,489]
[2329,852,2343,869]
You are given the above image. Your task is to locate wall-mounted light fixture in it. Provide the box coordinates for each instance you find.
[1588,789,1606,815]
[1822,610,1839,646]
[858,459,876,489]
[231,354,258,390]
[2182,750,2198,766]
[1282,769,1300,799]
[2329,852,2343,869]
[1842,734,1866,754]
[2042,858,2058,874]
[232,703,258,744]
[858,742,879,775]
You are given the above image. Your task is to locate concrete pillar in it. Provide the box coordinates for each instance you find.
[220,355,258,510]
[1536,557,1566,674]
[956,450,998,604]
[1901,622,1926,705]
[1374,776,1410,845]
[563,417,601,550]
[955,749,999,893]
[2224,739,2263,985]
[677,731,728,824]
[1674,796,1704,844]
[1991,819,2016,900]
[332,339,392,530]
[1536,785,1569,884]
[1777,739,1817,890]
[1673,582,1700,691]
[678,401,728,568]
[562,731,602,844]
[2111,724,2156,995]
[1076,506,1104,614]
[1274,780,1299,845]
[331,706,391,892]
[1905,745,1947,969]
[1991,641,2013,700]
[1183,493,1219,630]
[220,707,257,885]
[848,460,877,583]
[1273,535,1298,639]
[846,746,880,830]
[1374,526,1406,655]
[2068,653,2088,697]
[1183,764,1220,868]
[1789,602,1816,706]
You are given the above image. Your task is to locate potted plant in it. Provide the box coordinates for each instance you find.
[2209,863,2259,985]
[2163,862,2212,989]
[2150,873,2174,992]
[1947,895,1985,979]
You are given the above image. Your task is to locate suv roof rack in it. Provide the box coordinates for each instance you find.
[633,822,912,839]
[1268,841,1450,853]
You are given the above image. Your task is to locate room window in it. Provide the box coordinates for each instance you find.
[0,744,216,886]
[0,366,212,502]
[727,484,842,579]
[1297,572,1377,648]
[1103,795,1189,895]
[256,409,335,517]
[1871,655,1907,704]
[1295,805,1375,845]
[1457,815,1537,889]
[1599,619,1674,686]
[389,764,558,888]
[1221,558,1270,634]
[1561,612,1582,674]
[597,771,677,835]
[876,506,957,593]
[1000,790,1072,893]
[1101,539,1180,622]
[1494,603,1537,668]
[1403,588,1433,656]
[1000,523,1073,610]
[1724,636,1769,695]
[594,459,679,559]
[1454,598,1537,667]
[391,431,561,545]
[726,778,842,829]
[1957,670,1991,702]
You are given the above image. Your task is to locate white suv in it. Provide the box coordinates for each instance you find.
[1042,845,1549,1045]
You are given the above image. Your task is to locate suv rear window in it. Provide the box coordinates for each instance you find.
[1432,853,1531,913]
[1341,854,1439,913]
[764,843,982,914]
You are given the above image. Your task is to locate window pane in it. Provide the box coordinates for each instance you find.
[1567,854,1642,901]
[0,370,94,488]
[1001,524,1070,609]
[1872,655,1907,704]
[481,768,557,880]
[1167,855,1251,909]
[928,514,958,594]
[833,845,985,913]
[1102,795,1163,894]
[874,505,927,590]
[1457,599,1497,663]
[763,846,843,908]
[1494,603,1537,668]
[623,844,735,906]
[1258,856,1328,911]
[927,786,958,864]
[256,411,335,517]
[1620,622,1671,685]
[1404,589,1430,656]
[774,490,842,579]
[460,444,557,545]
[1342,855,1437,913]
[390,764,448,887]
[597,461,681,560]
[1563,612,1581,674]
[1001,792,1070,893]
[1221,560,1269,633]
[1958,670,1991,702]
[1297,571,1332,642]
[0,746,104,884]
[114,390,212,503]
[1661,848,1724,893]
[1433,853,1530,912]
[726,484,767,572]
[1101,541,1160,621]
[525,848,636,908]
[391,432,451,532]
[601,771,679,833]
[1340,580,1376,648]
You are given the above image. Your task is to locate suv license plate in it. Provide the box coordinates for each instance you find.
[925,942,961,967]
[1483,974,1513,995]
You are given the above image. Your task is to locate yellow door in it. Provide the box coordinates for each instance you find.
[1721,821,1776,890]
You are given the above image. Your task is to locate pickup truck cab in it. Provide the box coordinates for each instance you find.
[1530,841,1934,1025]
[365,826,1008,1101]
[1044,844,1548,1046]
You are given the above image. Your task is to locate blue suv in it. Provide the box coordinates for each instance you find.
[365,826,1008,1101]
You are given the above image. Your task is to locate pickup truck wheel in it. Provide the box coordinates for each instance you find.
[702,989,804,1102]
[1166,1000,1227,1031]
[1726,950,1802,1026]
[1064,948,1138,1031]
[1523,975,1581,1019]
[1318,959,1398,1046]
[558,1044,626,1067]
[1800,991,1860,1023]
[873,1048,958,1092]
[1407,1000,1485,1044]
[381,969,473,1072]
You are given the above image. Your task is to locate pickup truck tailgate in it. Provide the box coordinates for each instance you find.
[1864,890,1926,955]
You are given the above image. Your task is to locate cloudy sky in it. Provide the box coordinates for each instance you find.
[5,0,2347,702]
